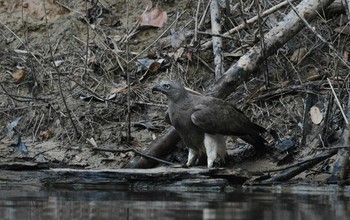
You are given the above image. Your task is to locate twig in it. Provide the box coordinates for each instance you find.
[193,54,215,73]
[0,83,49,102]
[194,0,201,43]
[33,113,44,143]
[255,0,269,87]
[197,31,236,39]
[93,147,175,166]
[327,78,349,126]
[53,0,84,15]
[198,0,212,29]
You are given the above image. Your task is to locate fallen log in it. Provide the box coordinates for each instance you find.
[0,167,250,191]
[127,0,335,168]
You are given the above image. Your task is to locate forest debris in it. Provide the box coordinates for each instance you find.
[334,25,350,35]
[86,138,98,148]
[1,117,21,139]
[10,136,28,154]
[171,28,186,49]
[12,69,27,83]
[328,78,349,125]
[39,130,54,140]
[139,8,167,28]
[343,51,349,62]
[310,106,323,125]
[274,139,297,165]
[54,60,64,67]
[255,149,337,184]
[133,122,159,131]
[290,47,308,63]
[136,57,163,73]
[111,86,128,94]
[79,92,118,102]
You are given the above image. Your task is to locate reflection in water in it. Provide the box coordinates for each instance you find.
[0,185,350,220]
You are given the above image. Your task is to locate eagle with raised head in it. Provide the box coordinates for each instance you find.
[152,80,267,168]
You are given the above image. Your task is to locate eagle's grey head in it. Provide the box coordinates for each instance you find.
[152,80,185,101]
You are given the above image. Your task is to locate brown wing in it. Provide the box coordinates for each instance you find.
[190,97,266,136]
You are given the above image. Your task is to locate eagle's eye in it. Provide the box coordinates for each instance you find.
[164,84,171,90]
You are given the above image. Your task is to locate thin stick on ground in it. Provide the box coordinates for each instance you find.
[327,78,349,126]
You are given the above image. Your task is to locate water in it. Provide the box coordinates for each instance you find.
[1,184,350,220]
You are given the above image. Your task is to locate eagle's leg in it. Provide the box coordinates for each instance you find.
[186,148,198,167]
[204,134,226,168]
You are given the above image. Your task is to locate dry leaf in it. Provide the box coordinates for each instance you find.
[173,47,185,61]
[136,57,163,73]
[334,25,350,35]
[86,137,98,148]
[187,51,193,61]
[290,47,307,63]
[310,106,323,125]
[344,51,349,61]
[12,69,27,83]
[88,55,97,63]
[139,8,167,28]
[148,61,161,72]
[39,130,54,140]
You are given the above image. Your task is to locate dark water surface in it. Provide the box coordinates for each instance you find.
[1,184,350,220]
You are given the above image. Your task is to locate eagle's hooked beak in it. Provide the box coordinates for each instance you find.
[152,84,164,94]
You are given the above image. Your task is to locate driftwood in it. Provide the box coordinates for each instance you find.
[127,0,335,169]
[0,166,250,191]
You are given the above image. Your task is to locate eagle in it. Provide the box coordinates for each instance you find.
[152,80,267,168]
